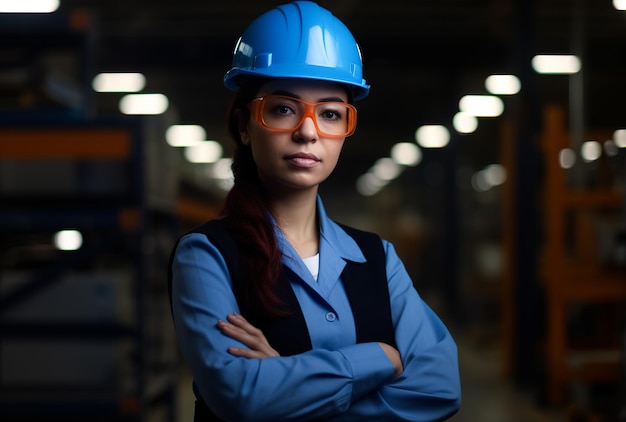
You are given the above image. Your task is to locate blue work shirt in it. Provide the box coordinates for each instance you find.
[171,197,461,421]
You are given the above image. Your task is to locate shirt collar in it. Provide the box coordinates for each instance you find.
[317,196,366,263]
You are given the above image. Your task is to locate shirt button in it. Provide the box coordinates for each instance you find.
[325,312,337,322]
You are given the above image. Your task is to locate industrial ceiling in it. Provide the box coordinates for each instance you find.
[2,0,626,195]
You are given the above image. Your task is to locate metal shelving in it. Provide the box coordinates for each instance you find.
[0,119,179,421]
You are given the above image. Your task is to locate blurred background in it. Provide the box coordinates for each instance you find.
[1,0,625,421]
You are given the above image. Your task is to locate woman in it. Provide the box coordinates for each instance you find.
[169,2,461,421]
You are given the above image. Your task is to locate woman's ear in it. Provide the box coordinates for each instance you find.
[235,109,251,145]
[240,128,251,146]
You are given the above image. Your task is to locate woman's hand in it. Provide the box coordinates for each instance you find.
[377,342,403,379]
[217,313,280,359]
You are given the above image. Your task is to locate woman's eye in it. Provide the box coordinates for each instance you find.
[273,105,294,115]
[321,109,342,120]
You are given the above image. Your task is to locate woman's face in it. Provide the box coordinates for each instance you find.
[239,78,351,195]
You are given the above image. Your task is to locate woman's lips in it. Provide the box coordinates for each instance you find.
[285,152,321,168]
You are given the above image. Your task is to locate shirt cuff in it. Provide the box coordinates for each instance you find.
[339,342,395,400]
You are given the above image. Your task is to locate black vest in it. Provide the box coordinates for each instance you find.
[168,219,395,421]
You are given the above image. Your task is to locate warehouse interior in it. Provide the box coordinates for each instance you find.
[1,0,625,421]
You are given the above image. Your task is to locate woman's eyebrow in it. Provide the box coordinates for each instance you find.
[318,96,347,103]
[271,90,299,98]
[270,90,346,103]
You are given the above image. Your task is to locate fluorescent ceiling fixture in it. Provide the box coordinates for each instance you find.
[53,230,83,251]
[472,164,507,192]
[559,148,576,169]
[391,142,422,166]
[208,158,235,191]
[166,124,206,147]
[211,158,234,179]
[453,111,478,134]
[614,129,626,147]
[482,164,507,186]
[119,93,169,115]
[92,72,146,93]
[485,74,521,95]
[581,140,601,162]
[372,157,402,181]
[415,125,450,148]
[0,0,59,13]
[531,55,581,74]
[614,0,626,10]
[471,172,491,192]
[459,95,504,117]
[356,173,386,196]
[185,140,223,163]
[604,140,619,157]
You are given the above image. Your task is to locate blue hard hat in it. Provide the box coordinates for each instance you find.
[224,1,370,100]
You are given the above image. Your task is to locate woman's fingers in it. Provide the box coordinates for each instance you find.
[377,342,404,378]
[217,313,280,358]
[227,346,273,359]
[226,313,259,333]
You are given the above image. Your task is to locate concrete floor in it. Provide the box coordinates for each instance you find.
[448,333,565,422]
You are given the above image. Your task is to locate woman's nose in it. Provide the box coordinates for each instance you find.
[293,116,318,143]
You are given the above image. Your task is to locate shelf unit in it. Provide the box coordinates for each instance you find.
[0,121,179,421]
[0,9,229,420]
[539,104,626,407]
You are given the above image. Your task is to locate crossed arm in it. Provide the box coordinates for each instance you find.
[218,312,404,378]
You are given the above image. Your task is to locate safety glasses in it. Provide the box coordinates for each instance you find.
[247,95,357,138]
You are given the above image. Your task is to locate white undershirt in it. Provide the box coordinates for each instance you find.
[302,253,320,281]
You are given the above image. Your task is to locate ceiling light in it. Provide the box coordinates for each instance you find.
[184,140,223,163]
[459,95,504,117]
[209,158,235,191]
[166,124,206,147]
[482,164,507,186]
[531,55,581,74]
[581,141,601,162]
[0,0,59,13]
[559,148,576,169]
[53,230,83,251]
[211,158,234,179]
[391,142,422,166]
[415,125,450,148]
[604,140,619,157]
[372,157,402,181]
[471,172,491,192]
[453,111,478,134]
[471,164,507,192]
[119,93,169,115]
[613,0,626,10]
[356,173,386,196]
[92,72,146,93]
[485,74,521,95]
[614,129,626,147]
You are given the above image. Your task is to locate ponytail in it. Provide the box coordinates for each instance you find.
[221,78,288,318]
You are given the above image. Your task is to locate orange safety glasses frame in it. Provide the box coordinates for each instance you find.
[247,95,358,138]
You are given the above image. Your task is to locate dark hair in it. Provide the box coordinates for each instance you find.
[221,77,288,318]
